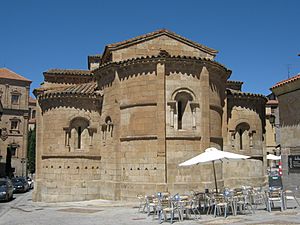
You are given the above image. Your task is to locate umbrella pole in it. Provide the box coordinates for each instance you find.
[212,161,218,193]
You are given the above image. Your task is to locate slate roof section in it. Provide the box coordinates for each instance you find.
[271,73,300,89]
[0,68,31,82]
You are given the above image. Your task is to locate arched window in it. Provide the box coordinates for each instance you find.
[235,123,250,150]
[174,92,193,130]
[69,117,89,150]
[102,116,113,140]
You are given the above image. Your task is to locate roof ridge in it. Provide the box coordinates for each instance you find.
[0,67,31,82]
[271,73,300,89]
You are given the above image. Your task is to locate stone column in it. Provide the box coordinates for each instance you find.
[190,102,199,130]
[167,101,176,128]
[170,108,174,128]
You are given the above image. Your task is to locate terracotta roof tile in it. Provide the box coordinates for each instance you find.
[271,73,300,89]
[39,82,102,98]
[0,68,31,82]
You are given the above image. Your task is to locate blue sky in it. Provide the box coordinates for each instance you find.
[1,0,299,96]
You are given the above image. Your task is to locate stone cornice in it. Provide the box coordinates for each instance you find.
[227,90,267,102]
[120,135,158,142]
[120,102,157,110]
[41,155,101,160]
[94,55,231,79]
[166,136,201,140]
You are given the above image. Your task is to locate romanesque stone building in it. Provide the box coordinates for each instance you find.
[33,30,267,202]
[0,68,31,178]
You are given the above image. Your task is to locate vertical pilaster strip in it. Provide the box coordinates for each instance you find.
[200,66,210,151]
[114,70,121,200]
[156,62,167,184]
[32,101,43,201]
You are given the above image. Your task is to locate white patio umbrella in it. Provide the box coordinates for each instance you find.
[179,147,250,193]
[267,154,281,160]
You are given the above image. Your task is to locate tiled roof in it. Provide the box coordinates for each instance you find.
[39,82,102,98]
[0,68,31,82]
[106,29,218,55]
[271,74,300,89]
[44,69,92,76]
[62,82,98,94]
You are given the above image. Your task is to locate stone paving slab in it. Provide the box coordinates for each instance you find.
[1,192,300,225]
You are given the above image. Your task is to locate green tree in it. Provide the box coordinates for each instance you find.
[27,127,36,174]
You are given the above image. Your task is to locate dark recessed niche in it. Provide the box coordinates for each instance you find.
[67,166,70,169]
[51,166,53,168]
[137,168,140,170]
[154,167,157,170]
[76,166,79,169]
[59,166,61,168]
[130,168,132,171]
[96,166,99,169]
[46,166,48,168]
[92,166,94,169]
[123,168,125,170]
[145,168,148,170]
[85,167,88,169]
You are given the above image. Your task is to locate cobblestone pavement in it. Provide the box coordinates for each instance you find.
[0,191,300,225]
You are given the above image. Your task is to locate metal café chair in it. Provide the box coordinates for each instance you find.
[265,188,285,212]
[157,194,182,224]
[137,194,147,213]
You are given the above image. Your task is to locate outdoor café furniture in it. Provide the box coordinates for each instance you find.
[250,187,267,209]
[234,190,255,215]
[145,195,158,216]
[213,194,229,217]
[178,195,201,220]
[157,195,182,224]
[265,188,285,212]
[137,194,147,213]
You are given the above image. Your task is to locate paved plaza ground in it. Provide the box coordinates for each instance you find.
[0,191,300,225]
